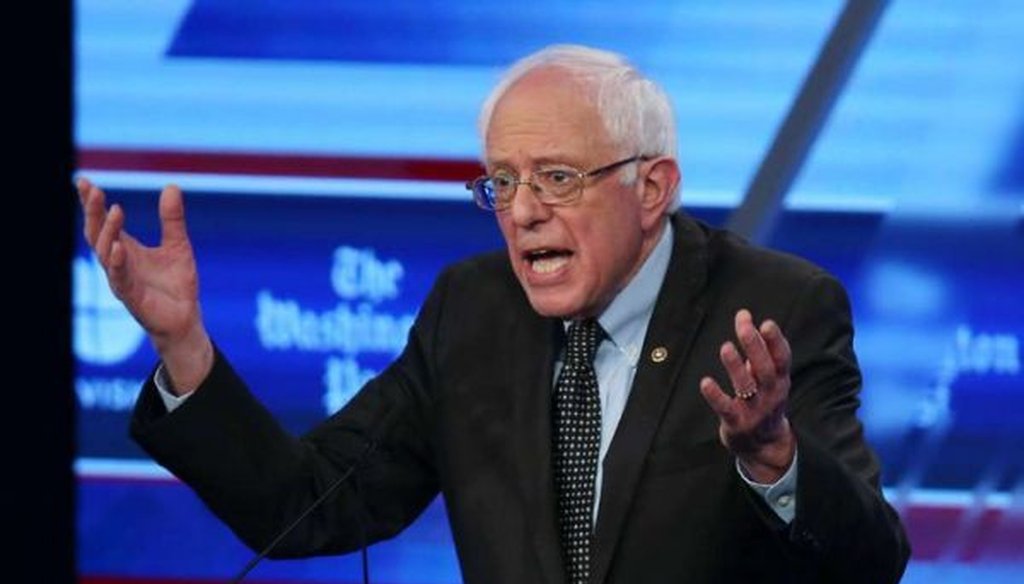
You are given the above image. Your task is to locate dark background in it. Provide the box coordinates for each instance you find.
[9,0,74,581]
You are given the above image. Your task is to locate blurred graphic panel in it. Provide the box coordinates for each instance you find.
[75,0,1024,582]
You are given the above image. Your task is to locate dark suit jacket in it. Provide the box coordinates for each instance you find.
[131,213,910,583]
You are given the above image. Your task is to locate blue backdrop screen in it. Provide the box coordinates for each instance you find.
[75,1,1024,582]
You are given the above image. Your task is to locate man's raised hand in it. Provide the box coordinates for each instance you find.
[77,178,213,394]
[699,309,795,483]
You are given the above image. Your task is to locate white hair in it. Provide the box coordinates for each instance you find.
[478,44,679,206]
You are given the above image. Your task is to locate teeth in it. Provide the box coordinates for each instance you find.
[530,255,569,274]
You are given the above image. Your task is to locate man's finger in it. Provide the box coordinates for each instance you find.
[95,204,125,267]
[699,377,737,425]
[159,184,189,247]
[82,185,108,247]
[735,309,776,387]
[720,341,757,399]
[105,240,130,297]
[107,230,144,294]
[75,177,91,207]
[760,320,791,376]
[109,239,126,270]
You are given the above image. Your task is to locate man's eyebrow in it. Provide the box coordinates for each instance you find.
[483,158,511,171]
[534,156,585,168]
[484,155,585,171]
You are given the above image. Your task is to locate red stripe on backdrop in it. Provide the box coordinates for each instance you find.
[80,578,403,584]
[81,579,205,584]
[79,573,403,577]
[899,504,1024,562]
[77,148,485,182]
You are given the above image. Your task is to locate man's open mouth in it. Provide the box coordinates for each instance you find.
[524,249,572,274]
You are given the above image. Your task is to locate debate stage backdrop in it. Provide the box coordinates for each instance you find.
[74,1,1024,582]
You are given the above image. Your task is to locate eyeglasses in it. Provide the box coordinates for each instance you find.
[466,155,645,212]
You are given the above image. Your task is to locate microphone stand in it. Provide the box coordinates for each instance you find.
[228,412,392,584]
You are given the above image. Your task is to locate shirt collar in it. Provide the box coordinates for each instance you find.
[563,221,674,366]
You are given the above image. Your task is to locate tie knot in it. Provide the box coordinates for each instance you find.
[566,318,602,364]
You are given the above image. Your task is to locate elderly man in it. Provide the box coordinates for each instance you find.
[78,44,909,583]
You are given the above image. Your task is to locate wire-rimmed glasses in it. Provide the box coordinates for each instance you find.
[466,155,645,211]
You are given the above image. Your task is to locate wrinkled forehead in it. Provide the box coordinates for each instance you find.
[484,68,615,167]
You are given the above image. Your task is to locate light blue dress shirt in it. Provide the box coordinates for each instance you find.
[555,223,797,525]
[156,220,797,525]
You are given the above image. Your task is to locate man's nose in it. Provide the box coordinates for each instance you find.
[508,181,551,227]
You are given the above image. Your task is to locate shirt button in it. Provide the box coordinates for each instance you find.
[777,494,793,507]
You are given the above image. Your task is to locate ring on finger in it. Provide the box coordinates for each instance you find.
[736,385,759,400]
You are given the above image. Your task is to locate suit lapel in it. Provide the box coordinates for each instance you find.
[510,306,565,584]
[591,214,711,584]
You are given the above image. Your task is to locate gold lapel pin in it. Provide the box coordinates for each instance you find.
[651,346,668,363]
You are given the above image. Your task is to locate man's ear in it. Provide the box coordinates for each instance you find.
[638,157,681,230]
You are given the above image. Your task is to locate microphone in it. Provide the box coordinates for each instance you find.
[228,405,402,584]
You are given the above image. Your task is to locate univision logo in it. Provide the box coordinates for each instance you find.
[73,254,146,365]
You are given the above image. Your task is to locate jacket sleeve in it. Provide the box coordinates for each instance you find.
[780,271,911,583]
[129,267,455,557]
